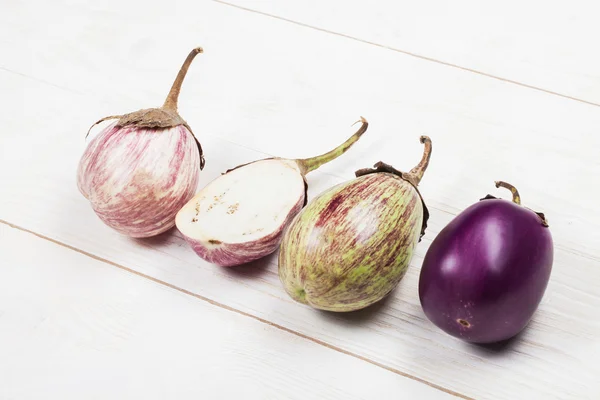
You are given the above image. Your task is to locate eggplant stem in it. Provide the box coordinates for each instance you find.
[296,117,368,175]
[162,47,203,112]
[405,136,432,186]
[495,181,521,205]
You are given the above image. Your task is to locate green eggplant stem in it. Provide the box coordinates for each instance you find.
[495,181,521,205]
[296,117,368,175]
[163,47,204,112]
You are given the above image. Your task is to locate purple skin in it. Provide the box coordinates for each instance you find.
[418,182,553,344]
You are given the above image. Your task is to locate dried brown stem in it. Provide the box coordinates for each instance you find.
[495,181,521,205]
[162,47,203,112]
[405,136,432,186]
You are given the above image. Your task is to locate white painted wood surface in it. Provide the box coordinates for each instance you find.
[0,225,452,400]
[1,0,600,399]
[216,0,600,106]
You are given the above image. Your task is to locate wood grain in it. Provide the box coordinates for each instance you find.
[213,0,600,106]
[2,0,600,399]
[1,70,599,398]
[0,224,454,400]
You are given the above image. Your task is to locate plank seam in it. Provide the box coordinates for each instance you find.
[0,218,473,400]
[212,0,600,108]
[0,66,85,95]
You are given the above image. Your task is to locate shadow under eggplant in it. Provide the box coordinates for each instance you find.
[220,251,278,279]
[132,226,177,247]
[315,288,397,324]
[466,329,528,357]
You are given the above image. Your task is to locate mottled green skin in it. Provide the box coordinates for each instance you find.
[278,173,423,312]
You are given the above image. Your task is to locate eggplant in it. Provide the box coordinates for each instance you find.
[278,136,432,312]
[176,118,368,267]
[418,181,553,343]
[77,48,204,238]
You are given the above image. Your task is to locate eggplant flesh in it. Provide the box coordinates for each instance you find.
[176,159,305,266]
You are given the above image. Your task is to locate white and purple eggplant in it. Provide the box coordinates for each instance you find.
[176,118,369,267]
[77,47,205,238]
[278,136,432,312]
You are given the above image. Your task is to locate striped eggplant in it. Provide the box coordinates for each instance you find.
[278,136,432,312]
[77,48,205,238]
[176,118,368,267]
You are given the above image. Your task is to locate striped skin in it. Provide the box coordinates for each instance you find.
[278,173,423,312]
[77,122,200,238]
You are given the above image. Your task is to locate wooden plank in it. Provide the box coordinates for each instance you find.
[213,0,600,106]
[1,71,599,399]
[2,0,598,258]
[2,1,600,399]
[0,224,453,400]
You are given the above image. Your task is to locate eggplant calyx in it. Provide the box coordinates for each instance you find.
[355,161,430,241]
[480,194,499,201]
[536,212,550,227]
[354,135,432,186]
[85,47,205,170]
[355,161,405,179]
[354,136,433,241]
[480,182,549,227]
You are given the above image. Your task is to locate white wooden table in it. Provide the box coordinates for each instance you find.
[2,1,599,399]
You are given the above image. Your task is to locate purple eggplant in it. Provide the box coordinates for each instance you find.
[418,181,553,343]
